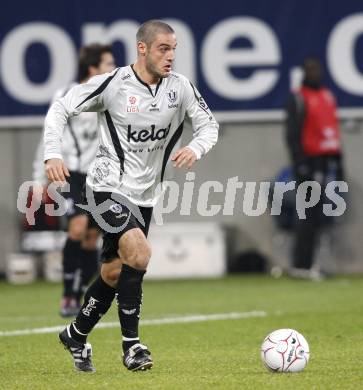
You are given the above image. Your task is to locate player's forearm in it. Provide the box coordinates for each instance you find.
[187,124,219,159]
[43,100,69,161]
[33,154,47,185]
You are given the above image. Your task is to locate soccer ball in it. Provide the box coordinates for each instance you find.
[261,328,310,372]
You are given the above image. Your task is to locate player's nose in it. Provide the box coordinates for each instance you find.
[167,51,175,61]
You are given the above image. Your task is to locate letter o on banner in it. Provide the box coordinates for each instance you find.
[327,14,363,95]
[0,22,77,104]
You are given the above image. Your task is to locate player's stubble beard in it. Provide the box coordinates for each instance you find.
[145,53,170,81]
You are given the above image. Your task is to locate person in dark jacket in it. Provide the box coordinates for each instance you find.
[285,57,344,279]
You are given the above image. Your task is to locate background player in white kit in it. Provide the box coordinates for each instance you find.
[34,44,116,316]
[44,20,218,372]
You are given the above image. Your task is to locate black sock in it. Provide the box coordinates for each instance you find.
[69,322,88,344]
[62,238,82,297]
[122,337,141,353]
[71,276,115,343]
[76,249,99,303]
[116,264,146,352]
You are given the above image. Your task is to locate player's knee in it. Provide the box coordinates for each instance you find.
[135,243,152,269]
[101,264,121,288]
[121,242,152,270]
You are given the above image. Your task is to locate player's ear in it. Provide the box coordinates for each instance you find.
[137,41,147,56]
[88,65,99,77]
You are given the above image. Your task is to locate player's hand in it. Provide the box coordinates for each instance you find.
[171,147,197,169]
[45,158,70,184]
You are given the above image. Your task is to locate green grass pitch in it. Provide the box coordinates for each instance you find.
[0,275,362,389]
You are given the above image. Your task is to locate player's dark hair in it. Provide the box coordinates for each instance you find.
[78,43,113,82]
[136,20,174,47]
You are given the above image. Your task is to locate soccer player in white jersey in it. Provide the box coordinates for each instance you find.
[34,44,116,317]
[44,20,218,372]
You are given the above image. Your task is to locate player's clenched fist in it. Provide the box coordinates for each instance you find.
[45,158,70,184]
[171,147,197,169]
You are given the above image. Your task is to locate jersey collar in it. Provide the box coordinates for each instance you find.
[130,64,163,97]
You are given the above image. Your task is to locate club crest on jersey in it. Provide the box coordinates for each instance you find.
[126,94,140,113]
[109,203,130,219]
[109,203,123,214]
[167,89,178,103]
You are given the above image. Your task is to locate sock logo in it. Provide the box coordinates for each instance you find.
[122,308,137,315]
[82,297,99,317]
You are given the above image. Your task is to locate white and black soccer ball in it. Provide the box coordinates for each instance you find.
[261,328,310,372]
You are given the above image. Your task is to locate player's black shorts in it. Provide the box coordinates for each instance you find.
[84,190,153,263]
[64,171,87,218]
[64,171,98,228]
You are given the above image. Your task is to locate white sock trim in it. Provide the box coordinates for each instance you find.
[122,336,140,341]
[71,322,88,336]
[66,325,72,338]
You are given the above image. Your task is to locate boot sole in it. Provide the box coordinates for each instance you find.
[131,360,153,372]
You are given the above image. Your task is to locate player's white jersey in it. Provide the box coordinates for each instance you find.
[34,83,100,184]
[44,65,219,206]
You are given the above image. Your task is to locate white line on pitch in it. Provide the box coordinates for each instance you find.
[0,311,266,337]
